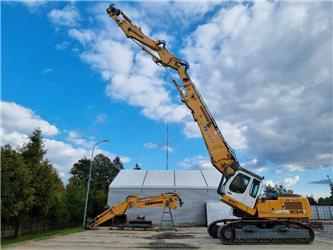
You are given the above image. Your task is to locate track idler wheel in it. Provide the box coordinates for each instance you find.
[218,224,236,244]
[207,220,224,239]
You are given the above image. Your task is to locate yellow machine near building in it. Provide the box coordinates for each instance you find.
[106,3,315,244]
[86,193,183,230]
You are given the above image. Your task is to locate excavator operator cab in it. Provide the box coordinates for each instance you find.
[218,169,264,209]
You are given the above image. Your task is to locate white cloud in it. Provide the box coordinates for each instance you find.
[68,130,81,139]
[182,1,333,170]
[143,142,158,149]
[68,28,95,46]
[241,158,258,168]
[239,158,267,174]
[20,0,47,12]
[94,113,108,124]
[48,5,80,27]
[184,120,247,149]
[0,127,28,148]
[21,0,47,6]
[264,176,300,188]
[66,130,90,147]
[183,121,201,138]
[1,101,130,182]
[48,4,190,124]
[56,41,70,50]
[161,145,174,153]
[282,176,300,188]
[45,138,88,175]
[45,140,131,180]
[143,142,173,153]
[276,164,304,173]
[1,101,59,136]
[136,1,221,29]
[41,68,53,74]
[255,166,267,174]
[179,155,213,170]
[46,2,332,172]
[80,38,134,80]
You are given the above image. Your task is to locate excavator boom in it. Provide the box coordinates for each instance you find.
[107,4,239,177]
[87,193,182,229]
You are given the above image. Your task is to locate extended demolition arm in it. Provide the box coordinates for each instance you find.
[87,193,182,229]
[107,4,239,176]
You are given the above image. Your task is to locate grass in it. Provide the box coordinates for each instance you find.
[1,226,83,247]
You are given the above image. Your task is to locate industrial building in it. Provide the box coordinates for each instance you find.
[107,169,235,226]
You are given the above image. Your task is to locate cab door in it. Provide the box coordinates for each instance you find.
[243,178,262,209]
[224,171,263,209]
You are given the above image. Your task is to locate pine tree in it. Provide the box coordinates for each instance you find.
[20,129,66,227]
[20,128,46,165]
[112,156,124,171]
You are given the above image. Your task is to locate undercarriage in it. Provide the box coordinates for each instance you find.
[208,219,314,244]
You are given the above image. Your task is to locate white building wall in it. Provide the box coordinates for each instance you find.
[108,188,216,226]
[107,169,231,226]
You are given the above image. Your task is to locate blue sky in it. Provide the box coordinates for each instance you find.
[2,1,332,198]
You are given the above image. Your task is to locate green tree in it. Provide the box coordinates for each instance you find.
[263,184,276,197]
[47,171,69,227]
[20,129,46,164]
[317,196,333,206]
[264,184,292,198]
[66,158,90,223]
[90,154,123,216]
[20,129,66,227]
[275,184,288,194]
[93,154,121,188]
[1,145,34,237]
[113,156,124,172]
[66,154,123,223]
[307,196,317,205]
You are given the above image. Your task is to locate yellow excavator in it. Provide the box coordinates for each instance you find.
[86,193,183,229]
[106,4,314,244]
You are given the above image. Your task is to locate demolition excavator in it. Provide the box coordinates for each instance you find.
[86,193,182,229]
[106,4,314,244]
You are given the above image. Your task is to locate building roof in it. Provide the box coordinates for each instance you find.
[109,169,221,189]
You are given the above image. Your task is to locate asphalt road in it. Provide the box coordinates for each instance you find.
[5,225,333,250]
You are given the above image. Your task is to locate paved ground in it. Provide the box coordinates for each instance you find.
[5,225,333,250]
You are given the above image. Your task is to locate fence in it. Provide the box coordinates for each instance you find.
[1,218,79,238]
[311,205,333,220]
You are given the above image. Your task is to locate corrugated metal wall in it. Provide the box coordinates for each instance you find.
[311,206,333,220]
[107,169,225,226]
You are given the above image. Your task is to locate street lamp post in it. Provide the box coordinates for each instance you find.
[82,139,109,227]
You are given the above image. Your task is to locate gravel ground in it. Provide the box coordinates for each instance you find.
[5,225,333,250]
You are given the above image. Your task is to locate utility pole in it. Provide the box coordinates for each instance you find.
[327,175,333,198]
[82,139,109,228]
[166,122,169,170]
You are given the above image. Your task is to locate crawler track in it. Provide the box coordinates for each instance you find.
[209,219,314,245]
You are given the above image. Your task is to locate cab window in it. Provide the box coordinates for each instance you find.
[250,179,260,198]
[229,173,250,194]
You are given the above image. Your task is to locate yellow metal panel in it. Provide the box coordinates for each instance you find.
[220,195,257,216]
[257,197,312,219]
